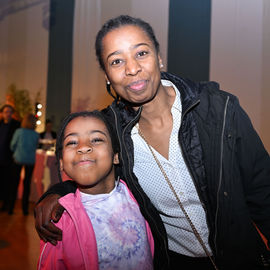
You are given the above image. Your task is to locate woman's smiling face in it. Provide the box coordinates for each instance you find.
[101,25,163,105]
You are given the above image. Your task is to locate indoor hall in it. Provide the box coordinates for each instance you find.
[0,0,269,269]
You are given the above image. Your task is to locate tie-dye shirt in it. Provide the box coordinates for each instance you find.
[80,182,153,270]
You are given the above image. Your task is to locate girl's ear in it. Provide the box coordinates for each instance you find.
[59,159,64,171]
[113,153,119,165]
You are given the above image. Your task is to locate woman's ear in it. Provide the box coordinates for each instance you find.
[105,74,110,84]
[158,55,164,69]
[113,153,119,165]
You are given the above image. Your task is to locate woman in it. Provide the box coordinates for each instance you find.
[35,15,270,270]
[9,113,39,215]
[0,104,20,212]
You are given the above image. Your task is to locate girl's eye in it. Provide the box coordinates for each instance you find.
[65,140,77,147]
[91,137,104,144]
[137,51,148,57]
[111,59,122,66]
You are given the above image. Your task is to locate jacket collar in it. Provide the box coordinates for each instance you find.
[161,72,200,116]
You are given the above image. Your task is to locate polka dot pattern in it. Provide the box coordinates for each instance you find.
[131,80,212,257]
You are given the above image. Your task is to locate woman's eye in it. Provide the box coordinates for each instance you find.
[111,59,122,66]
[137,51,148,57]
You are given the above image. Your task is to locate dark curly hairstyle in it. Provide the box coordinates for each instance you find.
[55,110,120,182]
[0,104,14,113]
[95,14,160,71]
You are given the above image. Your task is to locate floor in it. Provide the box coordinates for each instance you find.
[0,200,40,270]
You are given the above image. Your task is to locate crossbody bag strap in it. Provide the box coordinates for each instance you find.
[137,127,219,270]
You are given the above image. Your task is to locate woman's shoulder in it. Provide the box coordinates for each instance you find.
[198,81,239,106]
[24,128,39,136]
[13,127,23,136]
[102,102,139,127]
[34,130,40,137]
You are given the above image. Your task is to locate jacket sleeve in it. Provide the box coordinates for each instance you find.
[10,129,19,152]
[37,180,77,203]
[37,241,66,270]
[235,102,270,242]
[37,217,68,270]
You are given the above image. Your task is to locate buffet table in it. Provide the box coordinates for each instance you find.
[17,150,61,202]
[32,149,59,200]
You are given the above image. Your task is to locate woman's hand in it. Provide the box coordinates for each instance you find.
[34,194,64,245]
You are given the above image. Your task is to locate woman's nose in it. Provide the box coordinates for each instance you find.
[125,58,141,76]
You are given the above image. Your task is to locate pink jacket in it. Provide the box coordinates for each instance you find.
[37,180,154,270]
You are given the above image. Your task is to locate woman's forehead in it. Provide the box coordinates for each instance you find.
[102,25,153,48]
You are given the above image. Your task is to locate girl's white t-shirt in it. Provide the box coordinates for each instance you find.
[80,181,153,270]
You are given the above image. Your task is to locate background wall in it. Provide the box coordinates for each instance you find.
[167,0,211,81]
[0,0,49,132]
[0,0,269,152]
[210,0,270,151]
[46,0,74,132]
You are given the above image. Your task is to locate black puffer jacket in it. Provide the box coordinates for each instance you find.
[47,72,270,269]
[104,72,270,269]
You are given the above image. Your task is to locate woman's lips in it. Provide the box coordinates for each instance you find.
[127,80,147,91]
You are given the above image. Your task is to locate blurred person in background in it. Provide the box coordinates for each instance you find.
[0,104,20,211]
[8,113,39,215]
[39,119,56,151]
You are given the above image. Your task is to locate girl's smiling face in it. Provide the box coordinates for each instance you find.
[102,25,163,105]
[60,116,119,194]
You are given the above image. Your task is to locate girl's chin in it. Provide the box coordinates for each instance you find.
[77,182,97,189]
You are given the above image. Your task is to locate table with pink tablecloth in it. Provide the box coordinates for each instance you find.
[17,150,71,202]
[33,150,59,198]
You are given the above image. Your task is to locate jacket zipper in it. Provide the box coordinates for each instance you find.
[179,100,217,255]
[38,242,48,270]
[179,99,202,201]
[109,106,131,178]
[109,105,169,265]
[213,95,230,253]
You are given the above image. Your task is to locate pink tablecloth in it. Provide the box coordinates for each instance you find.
[18,150,71,202]
[32,152,46,198]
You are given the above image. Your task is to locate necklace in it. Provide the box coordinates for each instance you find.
[137,126,218,270]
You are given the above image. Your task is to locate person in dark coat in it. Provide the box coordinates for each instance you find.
[0,104,20,211]
[39,119,56,150]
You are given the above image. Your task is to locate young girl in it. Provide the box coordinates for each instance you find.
[37,110,154,270]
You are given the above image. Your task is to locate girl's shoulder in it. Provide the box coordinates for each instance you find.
[118,179,138,204]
